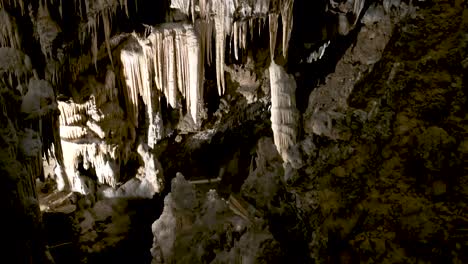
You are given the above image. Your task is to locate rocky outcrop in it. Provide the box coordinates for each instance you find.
[303,1,411,141]
[150,173,280,264]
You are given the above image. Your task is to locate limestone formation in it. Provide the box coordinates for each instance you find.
[2,0,467,263]
[120,23,202,132]
[269,61,299,164]
[170,0,296,95]
[56,70,133,193]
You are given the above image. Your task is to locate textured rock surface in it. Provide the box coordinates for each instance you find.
[1,55,57,263]
[151,173,279,264]
[2,0,467,263]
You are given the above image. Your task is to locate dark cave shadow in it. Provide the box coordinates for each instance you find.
[289,0,371,114]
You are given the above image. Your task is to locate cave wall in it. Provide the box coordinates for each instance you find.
[0,0,364,197]
[0,52,56,263]
[2,0,467,263]
[0,0,382,262]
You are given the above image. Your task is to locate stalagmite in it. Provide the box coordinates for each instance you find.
[137,143,164,195]
[269,61,299,163]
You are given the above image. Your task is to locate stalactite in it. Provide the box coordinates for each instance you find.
[233,21,239,60]
[120,40,147,127]
[121,23,202,131]
[170,0,295,95]
[58,100,89,126]
[195,18,213,66]
[36,1,61,59]
[185,24,202,125]
[59,126,89,140]
[0,9,21,49]
[213,0,226,95]
[75,0,131,67]
[170,0,195,22]
[280,0,293,59]
[269,61,298,162]
[119,0,128,16]
[254,0,270,14]
[56,69,132,193]
[269,13,278,60]
[0,0,25,14]
[102,9,114,66]
[60,140,123,192]
[0,47,31,90]
[231,20,250,61]
[52,113,64,166]
[87,18,99,68]
[352,0,366,28]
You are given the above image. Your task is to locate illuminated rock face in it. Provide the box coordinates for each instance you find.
[6,0,466,264]
[269,61,299,164]
[55,70,134,193]
[1,0,365,201]
[170,0,295,96]
[120,23,202,135]
[8,0,362,197]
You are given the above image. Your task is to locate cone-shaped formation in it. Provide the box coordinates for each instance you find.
[269,61,298,162]
[120,23,202,138]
